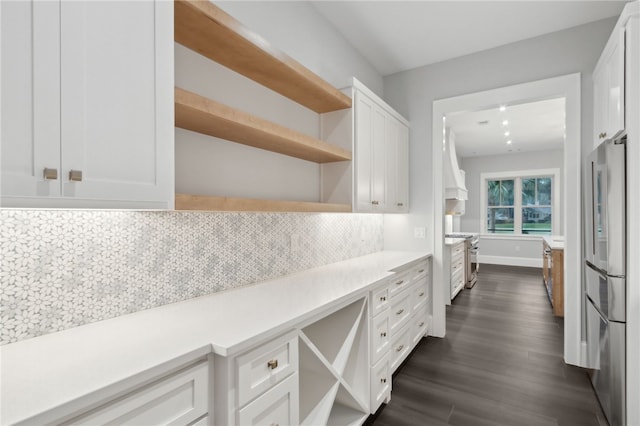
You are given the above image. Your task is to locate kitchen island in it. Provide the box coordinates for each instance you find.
[542,236,564,316]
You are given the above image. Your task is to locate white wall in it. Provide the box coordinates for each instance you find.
[382,18,616,253]
[459,149,564,267]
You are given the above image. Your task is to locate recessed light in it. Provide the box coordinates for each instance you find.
[506,140,512,145]
[499,105,506,112]
[502,120,508,126]
[504,131,510,136]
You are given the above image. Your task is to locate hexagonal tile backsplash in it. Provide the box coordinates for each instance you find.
[0,210,383,345]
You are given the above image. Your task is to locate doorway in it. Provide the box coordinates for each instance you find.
[430,73,584,367]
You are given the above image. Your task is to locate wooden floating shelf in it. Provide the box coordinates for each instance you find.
[174,0,352,113]
[175,88,352,163]
[175,194,352,213]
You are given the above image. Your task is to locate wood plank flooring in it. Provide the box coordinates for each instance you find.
[370,264,607,426]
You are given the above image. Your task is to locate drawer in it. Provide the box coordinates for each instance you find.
[388,290,412,336]
[237,373,299,426]
[451,255,464,276]
[411,307,429,346]
[451,269,465,299]
[370,356,391,413]
[451,242,465,259]
[371,311,390,365]
[390,323,412,373]
[410,261,429,283]
[237,331,298,407]
[66,361,209,425]
[411,282,429,313]
[388,271,411,298]
[371,283,390,318]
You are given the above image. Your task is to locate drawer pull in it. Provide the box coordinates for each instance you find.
[372,200,379,206]
[397,202,404,207]
[267,359,278,370]
[68,169,83,182]
[418,269,425,273]
[419,292,425,297]
[380,296,387,302]
[43,168,58,180]
[419,321,425,327]
[395,280,404,286]
[381,331,387,337]
[396,309,404,315]
[270,423,279,426]
[396,344,404,352]
[381,378,387,384]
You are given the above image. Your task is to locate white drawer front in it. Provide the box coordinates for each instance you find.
[451,268,465,298]
[67,361,209,426]
[411,282,428,313]
[237,331,298,407]
[390,324,411,373]
[388,291,411,336]
[451,242,465,259]
[410,261,429,283]
[371,284,389,318]
[411,307,429,346]
[371,311,390,365]
[451,255,464,276]
[388,271,411,298]
[237,373,299,426]
[370,356,390,413]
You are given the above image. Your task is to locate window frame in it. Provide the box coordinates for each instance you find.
[480,168,560,236]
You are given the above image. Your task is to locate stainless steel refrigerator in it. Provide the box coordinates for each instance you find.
[584,134,627,426]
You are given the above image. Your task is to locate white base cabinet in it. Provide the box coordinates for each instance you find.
[445,241,466,304]
[0,0,174,209]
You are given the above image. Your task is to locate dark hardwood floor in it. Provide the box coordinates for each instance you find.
[371,264,607,426]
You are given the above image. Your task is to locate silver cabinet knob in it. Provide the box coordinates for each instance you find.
[43,168,58,180]
[69,170,83,182]
[371,200,379,206]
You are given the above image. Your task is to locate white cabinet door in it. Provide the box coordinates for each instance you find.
[1,0,173,208]
[593,27,625,147]
[371,106,387,211]
[354,92,374,211]
[386,120,409,213]
[59,1,172,206]
[1,1,61,199]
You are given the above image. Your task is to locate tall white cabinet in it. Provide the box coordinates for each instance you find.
[321,78,410,213]
[0,1,174,208]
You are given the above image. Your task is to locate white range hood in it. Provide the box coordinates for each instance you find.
[444,127,468,200]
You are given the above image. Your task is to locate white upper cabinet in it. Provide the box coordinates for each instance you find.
[1,1,174,208]
[348,79,409,213]
[593,26,625,147]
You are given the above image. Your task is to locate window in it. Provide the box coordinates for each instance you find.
[482,169,559,236]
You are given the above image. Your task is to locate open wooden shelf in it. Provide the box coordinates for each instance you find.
[175,88,352,163]
[175,194,351,213]
[174,0,352,113]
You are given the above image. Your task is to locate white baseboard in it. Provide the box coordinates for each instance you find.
[479,255,542,268]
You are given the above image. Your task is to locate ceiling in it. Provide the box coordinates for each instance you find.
[310,1,628,76]
[445,98,566,158]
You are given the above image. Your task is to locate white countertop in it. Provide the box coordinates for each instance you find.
[0,250,430,425]
[542,235,565,250]
[445,237,466,246]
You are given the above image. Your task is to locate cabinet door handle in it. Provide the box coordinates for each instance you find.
[396,309,404,315]
[396,344,404,352]
[381,331,387,337]
[371,200,379,206]
[418,269,425,273]
[381,378,387,384]
[419,321,425,327]
[599,132,607,139]
[43,168,58,180]
[68,170,83,182]
[397,202,404,207]
[270,423,279,426]
[395,279,404,286]
[267,359,278,370]
[419,292,425,297]
[380,296,386,302]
